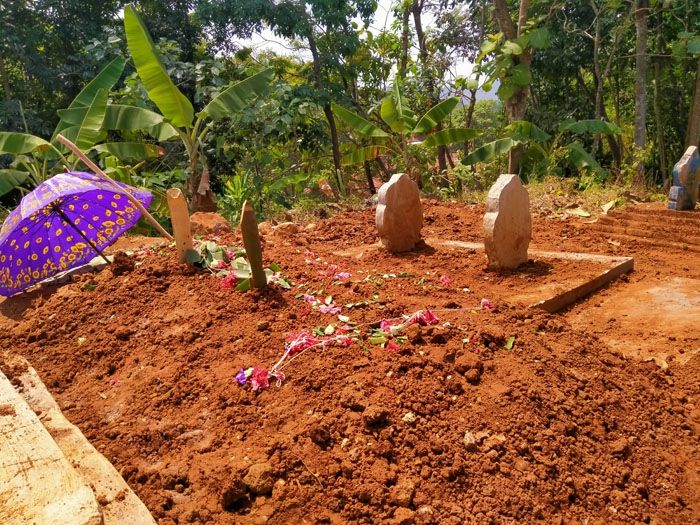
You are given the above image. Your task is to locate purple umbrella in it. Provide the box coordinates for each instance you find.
[0,171,152,296]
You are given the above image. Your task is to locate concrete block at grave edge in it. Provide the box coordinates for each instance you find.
[667,146,700,211]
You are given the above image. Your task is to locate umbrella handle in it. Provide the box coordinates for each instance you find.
[55,134,174,242]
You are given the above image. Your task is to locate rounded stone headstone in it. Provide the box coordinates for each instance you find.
[483,174,531,269]
[376,173,423,253]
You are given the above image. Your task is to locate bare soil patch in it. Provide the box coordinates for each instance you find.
[0,200,698,524]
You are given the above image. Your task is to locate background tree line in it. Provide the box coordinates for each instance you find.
[1,0,699,220]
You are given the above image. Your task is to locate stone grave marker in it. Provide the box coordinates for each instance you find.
[668,146,700,211]
[376,173,423,253]
[483,174,531,269]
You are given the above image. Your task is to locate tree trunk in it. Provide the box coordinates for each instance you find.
[633,0,649,185]
[399,6,410,79]
[411,0,448,180]
[653,10,668,187]
[491,0,532,174]
[323,103,344,196]
[686,55,700,148]
[463,88,477,157]
[364,161,376,195]
[0,56,11,101]
[308,32,342,198]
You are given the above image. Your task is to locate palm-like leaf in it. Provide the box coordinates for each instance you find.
[0,169,30,197]
[60,88,109,150]
[202,68,274,120]
[52,57,125,138]
[381,85,417,133]
[124,4,193,127]
[341,145,389,165]
[101,104,167,130]
[93,142,164,161]
[422,128,480,148]
[0,133,50,155]
[462,137,521,165]
[558,119,621,135]
[413,97,460,134]
[333,104,390,138]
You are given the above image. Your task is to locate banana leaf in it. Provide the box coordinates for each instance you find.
[202,68,274,120]
[558,119,621,135]
[93,142,164,161]
[52,57,125,138]
[341,145,390,165]
[59,88,108,150]
[413,97,459,134]
[0,132,50,155]
[421,128,480,148]
[462,138,521,165]
[0,169,30,197]
[123,4,193,127]
[333,104,389,138]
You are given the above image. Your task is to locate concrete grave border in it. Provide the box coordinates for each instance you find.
[334,239,634,314]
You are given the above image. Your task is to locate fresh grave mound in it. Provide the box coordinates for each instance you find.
[0,201,697,524]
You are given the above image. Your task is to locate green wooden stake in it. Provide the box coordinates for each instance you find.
[240,200,267,289]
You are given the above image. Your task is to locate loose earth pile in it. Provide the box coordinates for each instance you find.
[0,201,697,524]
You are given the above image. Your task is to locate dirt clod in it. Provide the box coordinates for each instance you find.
[243,463,274,495]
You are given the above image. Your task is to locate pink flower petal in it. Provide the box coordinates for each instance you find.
[481,298,495,311]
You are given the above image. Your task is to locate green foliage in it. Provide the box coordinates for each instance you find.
[333,82,479,181]
[187,240,291,292]
[124,4,194,127]
[463,118,621,185]
[202,68,275,120]
[120,4,274,208]
[0,133,50,155]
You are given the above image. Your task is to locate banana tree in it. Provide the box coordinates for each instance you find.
[332,82,479,186]
[123,4,273,211]
[462,119,622,185]
[0,57,132,197]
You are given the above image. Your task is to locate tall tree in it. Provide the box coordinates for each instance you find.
[633,0,649,184]
[687,55,700,148]
[198,0,376,197]
[490,0,534,174]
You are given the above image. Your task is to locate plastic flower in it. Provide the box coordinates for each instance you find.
[226,250,235,260]
[220,273,237,289]
[408,309,439,326]
[380,319,403,335]
[319,303,341,315]
[285,330,321,354]
[216,259,228,269]
[386,340,400,352]
[440,275,451,286]
[250,366,270,391]
[235,368,248,385]
[334,272,351,280]
[336,335,355,347]
[481,298,495,311]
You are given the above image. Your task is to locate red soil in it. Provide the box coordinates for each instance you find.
[0,200,698,524]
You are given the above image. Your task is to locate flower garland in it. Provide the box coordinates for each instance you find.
[235,308,442,391]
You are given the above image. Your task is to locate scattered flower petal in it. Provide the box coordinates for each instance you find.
[481,298,495,311]
[440,275,451,286]
[386,340,400,352]
[319,303,341,315]
[334,272,351,280]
